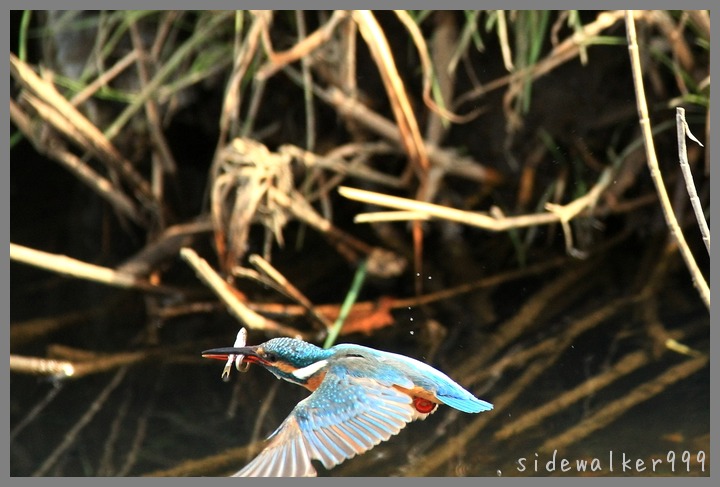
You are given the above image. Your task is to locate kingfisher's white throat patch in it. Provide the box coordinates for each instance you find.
[291,360,329,380]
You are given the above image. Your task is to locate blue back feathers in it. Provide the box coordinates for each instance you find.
[260,338,493,414]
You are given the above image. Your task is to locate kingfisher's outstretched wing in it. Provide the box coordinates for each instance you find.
[232,365,420,477]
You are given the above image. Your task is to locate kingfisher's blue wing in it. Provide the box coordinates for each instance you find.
[232,365,417,477]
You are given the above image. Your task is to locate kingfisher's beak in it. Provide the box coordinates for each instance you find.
[201,346,260,362]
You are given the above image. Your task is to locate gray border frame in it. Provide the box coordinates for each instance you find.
[5,2,715,486]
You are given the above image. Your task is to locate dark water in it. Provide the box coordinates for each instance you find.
[10,233,710,476]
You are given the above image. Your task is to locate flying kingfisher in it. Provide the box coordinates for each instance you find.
[202,335,493,477]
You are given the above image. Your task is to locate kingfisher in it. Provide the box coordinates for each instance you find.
[202,336,493,477]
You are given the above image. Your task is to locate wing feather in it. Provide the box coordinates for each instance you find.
[232,365,416,476]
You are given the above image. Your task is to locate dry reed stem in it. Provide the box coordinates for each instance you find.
[353,10,430,178]
[232,254,566,337]
[105,12,233,143]
[257,10,349,80]
[129,22,178,175]
[10,349,150,380]
[298,79,502,184]
[117,218,214,276]
[248,254,334,330]
[395,11,481,126]
[10,53,156,207]
[424,11,458,144]
[280,142,406,188]
[10,243,177,294]
[675,108,709,253]
[10,355,76,379]
[453,10,627,110]
[497,10,514,72]
[179,247,306,338]
[267,187,407,278]
[69,50,139,107]
[340,183,609,236]
[538,354,708,453]
[625,11,709,309]
[11,98,148,225]
[215,11,265,154]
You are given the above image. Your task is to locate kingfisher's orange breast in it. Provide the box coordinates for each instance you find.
[303,369,327,391]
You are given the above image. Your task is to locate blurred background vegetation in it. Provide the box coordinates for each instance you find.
[10,10,709,477]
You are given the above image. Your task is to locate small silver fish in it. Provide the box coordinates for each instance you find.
[221,328,250,381]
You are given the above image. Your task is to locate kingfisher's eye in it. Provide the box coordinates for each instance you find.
[264,352,278,362]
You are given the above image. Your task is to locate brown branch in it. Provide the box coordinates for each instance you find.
[625,11,709,309]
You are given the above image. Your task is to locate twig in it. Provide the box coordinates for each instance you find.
[10,99,148,225]
[268,188,407,279]
[248,254,334,331]
[69,50,139,107]
[395,10,481,126]
[326,83,501,184]
[105,11,233,143]
[453,11,626,110]
[215,11,266,158]
[283,67,503,185]
[117,217,214,276]
[179,247,306,338]
[9,355,75,379]
[675,107,709,253]
[279,142,406,189]
[10,243,178,295]
[625,11,709,309]
[129,22,178,175]
[10,350,148,380]
[353,9,429,186]
[257,10,349,80]
[10,53,156,208]
[340,185,606,233]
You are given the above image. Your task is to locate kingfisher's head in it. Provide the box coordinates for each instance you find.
[202,337,333,388]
